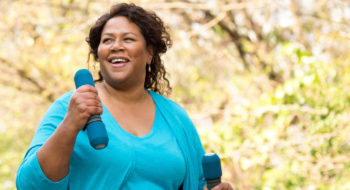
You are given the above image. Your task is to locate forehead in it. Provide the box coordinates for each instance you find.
[102,16,142,34]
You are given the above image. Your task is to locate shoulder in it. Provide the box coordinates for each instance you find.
[49,91,74,110]
[149,90,188,118]
[149,90,197,132]
[56,90,74,102]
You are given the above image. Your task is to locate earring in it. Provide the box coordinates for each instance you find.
[148,64,151,72]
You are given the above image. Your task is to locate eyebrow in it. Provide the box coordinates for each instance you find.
[102,32,138,37]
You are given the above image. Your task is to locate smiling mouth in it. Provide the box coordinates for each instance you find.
[109,58,130,64]
[108,58,129,68]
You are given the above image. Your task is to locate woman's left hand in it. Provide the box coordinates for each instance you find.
[203,182,233,190]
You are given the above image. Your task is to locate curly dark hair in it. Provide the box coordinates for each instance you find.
[86,3,172,96]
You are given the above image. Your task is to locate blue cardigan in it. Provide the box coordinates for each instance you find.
[16,90,206,190]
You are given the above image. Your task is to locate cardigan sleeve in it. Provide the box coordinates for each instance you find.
[176,107,207,190]
[16,97,71,190]
[185,114,207,190]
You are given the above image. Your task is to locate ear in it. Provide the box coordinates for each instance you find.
[147,46,154,64]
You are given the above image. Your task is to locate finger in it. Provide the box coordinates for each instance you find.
[75,101,102,114]
[71,91,100,105]
[80,101,102,113]
[86,105,103,115]
[212,182,232,190]
[77,85,98,94]
[203,185,208,190]
[77,92,102,102]
[212,183,223,190]
[75,96,102,107]
[83,99,102,108]
[76,106,101,119]
[229,185,233,190]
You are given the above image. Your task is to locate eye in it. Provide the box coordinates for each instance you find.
[124,38,134,41]
[103,38,112,43]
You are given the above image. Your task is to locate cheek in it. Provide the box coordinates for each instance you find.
[133,46,149,61]
[97,46,102,59]
[97,44,109,59]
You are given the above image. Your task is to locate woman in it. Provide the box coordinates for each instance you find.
[16,3,233,190]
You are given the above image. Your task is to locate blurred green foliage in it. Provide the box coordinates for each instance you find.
[1,0,350,189]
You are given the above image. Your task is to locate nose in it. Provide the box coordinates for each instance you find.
[110,39,125,52]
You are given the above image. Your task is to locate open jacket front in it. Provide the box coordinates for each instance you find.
[16,90,206,190]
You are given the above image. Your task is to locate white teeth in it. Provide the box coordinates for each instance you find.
[111,58,128,63]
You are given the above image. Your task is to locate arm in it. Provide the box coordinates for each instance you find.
[16,100,73,190]
[188,118,207,190]
[16,85,102,190]
[36,120,79,182]
[184,114,232,190]
[179,110,207,190]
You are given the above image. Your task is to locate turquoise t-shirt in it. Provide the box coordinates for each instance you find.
[16,90,205,190]
[121,105,186,189]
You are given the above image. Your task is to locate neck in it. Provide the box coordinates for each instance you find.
[99,81,148,106]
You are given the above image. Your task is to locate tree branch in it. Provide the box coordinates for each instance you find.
[208,12,250,70]
[145,1,270,11]
[187,12,227,37]
[0,57,54,102]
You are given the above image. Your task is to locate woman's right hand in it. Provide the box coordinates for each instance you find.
[63,85,103,133]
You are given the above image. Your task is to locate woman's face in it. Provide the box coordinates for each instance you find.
[97,16,152,88]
